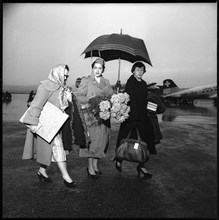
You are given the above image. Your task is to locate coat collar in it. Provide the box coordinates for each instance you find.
[88,72,107,90]
[128,75,148,95]
[40,79,60,91]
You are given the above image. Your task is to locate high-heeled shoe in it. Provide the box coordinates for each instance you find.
[94,170,102,175]
[87,168,98,179]
[113,157,122,172]
[115,161,122,172]
[136,165,152,179]
[37,171,52,182]
[63,179,77,188]
[115,162,122,172]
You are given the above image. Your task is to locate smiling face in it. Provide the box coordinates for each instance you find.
[92,62,103,77]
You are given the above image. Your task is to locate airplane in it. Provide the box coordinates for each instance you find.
[162,79,217,105]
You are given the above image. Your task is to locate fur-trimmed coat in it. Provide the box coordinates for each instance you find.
[62,94,90,150]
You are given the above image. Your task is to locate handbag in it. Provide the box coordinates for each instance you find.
[116,128,149,163]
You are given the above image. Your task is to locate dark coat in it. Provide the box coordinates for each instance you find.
[62,94,90,151]
[147,92,166,114]
[147,92,166,143]
[116,75,156,155]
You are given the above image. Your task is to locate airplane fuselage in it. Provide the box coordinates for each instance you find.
[164,84,217,100]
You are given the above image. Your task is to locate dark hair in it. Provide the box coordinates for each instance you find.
[131,62,146,73]
[65,65,69,71]
[91,61,105,72]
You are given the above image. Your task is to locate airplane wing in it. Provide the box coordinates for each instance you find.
[162,91,185,98]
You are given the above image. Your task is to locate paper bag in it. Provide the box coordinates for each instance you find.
[20,102,69,143]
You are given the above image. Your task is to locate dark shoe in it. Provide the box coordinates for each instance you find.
[113,157,122,172]
[63,179,77,188]
[137,165,152,179]
[87,168,98,179]
[37,171,52,183]
[94,170,102,175]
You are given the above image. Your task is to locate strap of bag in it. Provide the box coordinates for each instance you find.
[126,127,142,141]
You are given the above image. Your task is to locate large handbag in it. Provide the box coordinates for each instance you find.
[116,128,149,163]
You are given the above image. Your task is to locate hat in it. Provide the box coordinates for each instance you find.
[94,58,105,67]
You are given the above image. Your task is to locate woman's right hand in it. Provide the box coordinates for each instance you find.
[89,95,95,100]
[29,123,42,133]
[81,103,89,109]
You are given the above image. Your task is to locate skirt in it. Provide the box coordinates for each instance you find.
[79,124,110,158]
[51,133,67,162]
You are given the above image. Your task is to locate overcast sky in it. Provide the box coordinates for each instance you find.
[3,3,217,88]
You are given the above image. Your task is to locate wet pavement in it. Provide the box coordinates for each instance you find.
[2,107,217,218]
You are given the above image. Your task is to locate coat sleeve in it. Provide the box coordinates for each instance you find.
[22,84,50,125]
[125,81,140,121]
[73,77,89,104]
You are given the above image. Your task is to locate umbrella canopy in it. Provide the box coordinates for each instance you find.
[82,33,152,66]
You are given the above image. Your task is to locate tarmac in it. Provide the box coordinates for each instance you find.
[2,118,217,218]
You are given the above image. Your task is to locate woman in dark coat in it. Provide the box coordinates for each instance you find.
[114,61,161,179]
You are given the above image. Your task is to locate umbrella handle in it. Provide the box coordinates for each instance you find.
[118,58,121,81]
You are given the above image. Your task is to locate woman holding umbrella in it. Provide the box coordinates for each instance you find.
[75,58,113,178]
[114,61,164,179]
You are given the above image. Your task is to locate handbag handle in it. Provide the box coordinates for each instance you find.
[126,127,142,141]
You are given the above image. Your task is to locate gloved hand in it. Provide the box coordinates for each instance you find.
[89,95,95,100]
[29,123,42,133]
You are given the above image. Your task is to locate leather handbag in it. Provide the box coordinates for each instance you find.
[116,128,149,163]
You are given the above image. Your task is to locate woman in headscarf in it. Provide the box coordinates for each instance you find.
[75,58,114,178]
[22,64,77,188]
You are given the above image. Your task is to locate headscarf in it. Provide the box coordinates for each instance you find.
[48,64,71,111]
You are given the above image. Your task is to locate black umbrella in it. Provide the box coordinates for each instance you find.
[82,32,152,81]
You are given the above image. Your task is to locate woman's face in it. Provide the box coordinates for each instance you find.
[133,66,145,80]
[63,68,69,84]
[92,63,103,77]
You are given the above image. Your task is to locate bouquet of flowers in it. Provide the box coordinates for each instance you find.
[110,92,130,123]
[83,93,130,126]
[82,95,111,127]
